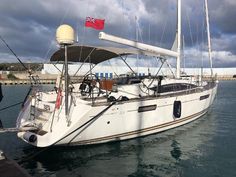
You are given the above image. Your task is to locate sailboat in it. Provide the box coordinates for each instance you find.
[16,0,218,147]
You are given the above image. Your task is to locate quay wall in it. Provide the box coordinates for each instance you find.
[1,65,236,85]
[0,74,235,85]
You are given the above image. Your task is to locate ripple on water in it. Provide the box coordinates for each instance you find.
[0,82,236,177]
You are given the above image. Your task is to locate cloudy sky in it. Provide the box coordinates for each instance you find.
[0,0,235,68]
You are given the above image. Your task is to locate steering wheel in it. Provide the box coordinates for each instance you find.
[79,73,101,98]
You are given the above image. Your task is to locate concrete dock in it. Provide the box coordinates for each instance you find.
[0,73,235,85]
[0,73,83,85]
[0,151,31,177]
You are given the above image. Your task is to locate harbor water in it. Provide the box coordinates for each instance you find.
[0,81,235,177]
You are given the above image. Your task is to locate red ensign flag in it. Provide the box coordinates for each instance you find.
[85,17,105,30]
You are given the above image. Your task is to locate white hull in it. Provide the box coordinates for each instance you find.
[16,82,217,147]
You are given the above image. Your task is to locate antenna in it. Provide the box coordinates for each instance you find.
[56,24,75,120]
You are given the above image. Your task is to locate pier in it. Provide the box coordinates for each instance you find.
[0,69,236,85]
[0,150,31,177]
[0,75,235,85]
[0,74,84,85]
[203,75,236,81]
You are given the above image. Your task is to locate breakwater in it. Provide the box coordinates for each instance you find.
[0,78,83,85]
[0,75,235,85]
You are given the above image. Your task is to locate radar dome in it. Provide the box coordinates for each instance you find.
[56,24,75,45]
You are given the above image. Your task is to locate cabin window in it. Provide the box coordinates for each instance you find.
[138,105,157,113]
[200,94,210,100]
[150,83,197,93]
[128,78,141,84]
[100,73,104,79]
[105,73,109,79]
[110,73,113,79]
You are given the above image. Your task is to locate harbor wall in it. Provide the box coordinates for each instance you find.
[42,64,236,77]
[0,64,236,85]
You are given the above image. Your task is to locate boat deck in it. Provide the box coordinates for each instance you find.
[87,81,217,106]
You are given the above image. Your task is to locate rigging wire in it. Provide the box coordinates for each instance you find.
[107,60,120,78]
[73,48,96,76]
[159,0,173,48]
[0,35,38,85]
[44,0,73,62]
[72,0,91,76]
[160,19,168,47]
[0,36,28,72]
[196,0,204,71]
[10,0,71,74]
[77,0,91,63]
[52,62,63,73]
[186,9,194,47]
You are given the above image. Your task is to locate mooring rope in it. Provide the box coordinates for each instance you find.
[0,35,38,84]
[0,101,24,112]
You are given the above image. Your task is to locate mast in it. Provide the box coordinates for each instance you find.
[135,16,139,74]
[176,0,181,78]
[183,35,185,73]
[204,0,213,77]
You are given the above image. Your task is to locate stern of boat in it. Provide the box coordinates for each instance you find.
[16,90,58,146]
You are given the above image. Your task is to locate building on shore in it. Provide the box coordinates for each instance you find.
[42,64,236,79]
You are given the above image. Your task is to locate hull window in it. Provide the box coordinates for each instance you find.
[173,101,181,118]
[138,105,157,113]
[200,94,210,100]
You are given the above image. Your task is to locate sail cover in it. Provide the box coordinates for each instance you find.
[50,45,142,64]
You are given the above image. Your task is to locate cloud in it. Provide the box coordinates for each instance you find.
[209,0,236,34]
[0,0,235,68]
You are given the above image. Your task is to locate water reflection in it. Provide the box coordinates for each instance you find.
[18,110,216,177]
[170,140,182,161]
[0,84,224,177]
